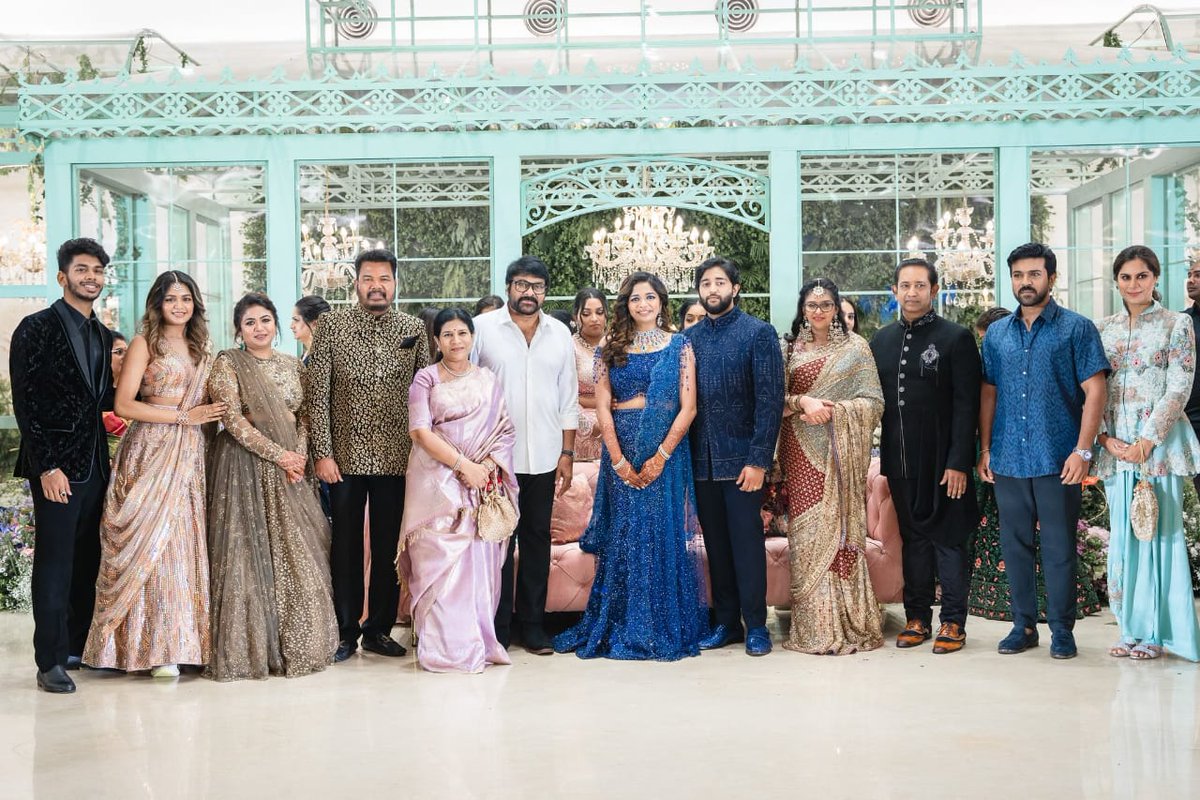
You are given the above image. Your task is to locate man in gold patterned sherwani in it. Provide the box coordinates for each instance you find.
[307,249,429,662]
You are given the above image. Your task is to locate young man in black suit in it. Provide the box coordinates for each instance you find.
[11,238,114,693]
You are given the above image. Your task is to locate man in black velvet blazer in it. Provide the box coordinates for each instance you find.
[11,238,114,693]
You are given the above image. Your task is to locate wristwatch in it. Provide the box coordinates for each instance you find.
[560,449,575,458]
[1072,448,1093,462]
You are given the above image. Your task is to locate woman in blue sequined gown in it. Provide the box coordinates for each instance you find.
[554,271,710,661]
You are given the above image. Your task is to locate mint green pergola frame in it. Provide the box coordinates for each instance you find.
[12,47,1200,338]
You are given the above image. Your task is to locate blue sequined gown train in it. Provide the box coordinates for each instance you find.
[554,336,710,661]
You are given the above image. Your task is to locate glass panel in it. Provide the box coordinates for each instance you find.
[75,165,267,351]
[0,165,46,287]
[297,161,492,309]
[800,152,996,298]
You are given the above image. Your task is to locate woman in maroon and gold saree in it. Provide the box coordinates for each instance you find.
[779,279,884,655]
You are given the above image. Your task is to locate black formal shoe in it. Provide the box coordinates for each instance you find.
[36,665,76,694]
[521,626,554,656]
[334,640,358,663]
[496,628,511,650]
[65,655,83,671]
[361,633,407,657]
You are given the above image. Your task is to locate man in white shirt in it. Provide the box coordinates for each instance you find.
[472,256,578,654]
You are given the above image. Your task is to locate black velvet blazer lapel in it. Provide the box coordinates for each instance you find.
[51,299,96,396]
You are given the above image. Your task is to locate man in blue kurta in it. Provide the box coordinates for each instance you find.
[685,257,784,656]
[979,243,1109,660]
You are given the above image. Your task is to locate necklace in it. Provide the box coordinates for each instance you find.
[574,332,603,350]
[440,360,474,378]
[631,328,669,353]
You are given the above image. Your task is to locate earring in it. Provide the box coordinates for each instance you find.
[800,319,814,343]
[657,313,664,327]
[830,318,847,345]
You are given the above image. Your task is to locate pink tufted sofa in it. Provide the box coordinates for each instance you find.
[540,459,904,613]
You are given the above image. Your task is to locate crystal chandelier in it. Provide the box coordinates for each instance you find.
[908,204,995,305]
[299,208,386,294]
[585,206,713,294]
[0,223,46,285]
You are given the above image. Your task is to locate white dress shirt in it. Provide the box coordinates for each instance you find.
[471,307,579,475]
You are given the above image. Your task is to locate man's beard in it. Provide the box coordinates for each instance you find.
[509,296,540,316]
[67,278,102,302]
[701,293,733,315]
[1016,286,1049,307]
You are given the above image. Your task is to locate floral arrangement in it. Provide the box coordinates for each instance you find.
[0,494,35,611]
[1076,521,1110,602]
[1182,481,1200,596]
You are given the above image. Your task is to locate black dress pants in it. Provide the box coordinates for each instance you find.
[329,474,404,642]
[888,477,971,629]
[694,478,767,631]
[495,470,555,644]
[29,469,105,672]
[993,474,1082,633]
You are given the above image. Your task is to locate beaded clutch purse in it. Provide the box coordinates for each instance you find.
[1129,464,1158,543]
[476,471,517,542]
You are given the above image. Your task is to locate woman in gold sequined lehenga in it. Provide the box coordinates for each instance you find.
[778,278,885,655]
[205,293,338,681]
[84,271,226,677]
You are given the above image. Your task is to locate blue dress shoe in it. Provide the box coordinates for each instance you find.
[1050,630,1077,660]
[997,626,1039,654]
[745,626,772,657]
[698,624,743,650]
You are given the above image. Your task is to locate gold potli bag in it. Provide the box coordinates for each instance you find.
[476,471,517,542]
[1129,460,1158,542]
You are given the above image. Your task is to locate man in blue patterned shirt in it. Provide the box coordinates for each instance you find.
[979,243,1109,660]
[685,257,784,656]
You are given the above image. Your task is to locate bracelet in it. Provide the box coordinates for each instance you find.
[613,457,628,471]
[979,448,990,454]
[176,410,190,426]
[40,467,60,478]
[450,454,463,473]
[657,446,671,461]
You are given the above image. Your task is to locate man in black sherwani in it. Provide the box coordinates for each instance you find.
[870,257,981,654]
[11,238,114,693]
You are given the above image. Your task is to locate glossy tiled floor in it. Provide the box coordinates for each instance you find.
[2,606,1197,799]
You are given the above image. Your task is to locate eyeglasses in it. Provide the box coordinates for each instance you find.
[512,279,547,295]
[804,302,836,313]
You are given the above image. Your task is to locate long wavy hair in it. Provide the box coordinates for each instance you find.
[141,270,209,365]
[785,277,848,342]
[601,271,671,370]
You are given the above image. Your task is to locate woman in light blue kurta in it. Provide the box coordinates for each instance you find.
[1095,246,1200,662]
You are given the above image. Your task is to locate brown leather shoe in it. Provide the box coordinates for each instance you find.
[932,622,966,654]
[895,620,931,648]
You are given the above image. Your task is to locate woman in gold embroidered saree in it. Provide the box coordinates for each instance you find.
[205,294,338,681]
[779,279,884,655]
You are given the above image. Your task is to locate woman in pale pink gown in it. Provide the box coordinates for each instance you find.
[397,309,517,673]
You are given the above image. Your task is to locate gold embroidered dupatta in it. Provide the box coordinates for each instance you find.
[780,334,884,654]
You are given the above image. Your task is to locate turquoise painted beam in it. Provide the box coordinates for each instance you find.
[265,140,300,352]
[768,150,800,331]
[492,153,520,294]
[994,146,1030,311]
[35,116,1200,165]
